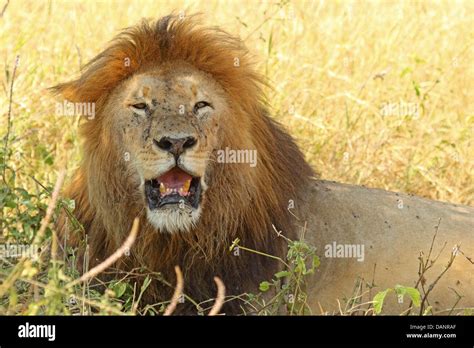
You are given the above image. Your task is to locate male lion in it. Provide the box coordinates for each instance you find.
[54,15,474,315]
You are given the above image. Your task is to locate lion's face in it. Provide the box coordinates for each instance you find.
[108,64,229,233]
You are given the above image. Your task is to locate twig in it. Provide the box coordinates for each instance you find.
[66,217,139,288]
[318,302,326,315]
[231,237,290,269]
[447,287,463,315]
[419,245,459,315]
[287,205,300,221]
[458,249,474,265]
[34,169,66,244]
[299,221,307,241]
[163,266,184,316]
[271,225,291,243]
[367,263,377,308]
[425,218,442,268]
[2,54,19,184]
[0,0,9,17]
[336,299,343,315]
[406,219,442,315]
[75,44,82,70]
[208,277,226,316]
[243,1,291,41]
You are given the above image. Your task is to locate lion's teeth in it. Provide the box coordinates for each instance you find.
[183,179,191,193]
[159,180,192,197]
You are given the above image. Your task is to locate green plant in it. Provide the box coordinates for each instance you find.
[229,231,320,315]
[372,285,421,315]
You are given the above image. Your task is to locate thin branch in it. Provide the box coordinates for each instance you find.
[406,219,442,315]
[243,2,290,41]
[419,245,459,315]
[163,266,184,316]
[272,225,291,243]
[2,54,19,184]
[425,218,442,269]
[34,169,66,244]
[75,44,82,70]
[367,263,377,309]
[0,0,9,17]
[208,277,226,316]
[231,238,290,269]
[458,249,474,265]
[66,217,139,288]
[447,287,463,316]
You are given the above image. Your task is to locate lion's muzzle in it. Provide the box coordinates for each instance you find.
[153,136,197,160]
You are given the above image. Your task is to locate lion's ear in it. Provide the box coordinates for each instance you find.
[50,79,84,103]
[49,63,127,103]
[50,46,138,103]
[49,69,107,104]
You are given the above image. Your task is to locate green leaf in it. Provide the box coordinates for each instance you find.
[395,285,421,307]
[275,271,291,279]
[400,67,412,77]
[15,188,32,199]
[373,288,392,314]
[296,259,307,274]
[141,275,152,293]
[312,255,321,268]
[259,281,271,292]
[5,197,17,208]
[112,282,127,298]
[412,80,421,97]
[267,29,273,56]
[414,55,426,65]
[38,145,54,166]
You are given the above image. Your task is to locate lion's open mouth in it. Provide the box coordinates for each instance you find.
[144,167,202,210]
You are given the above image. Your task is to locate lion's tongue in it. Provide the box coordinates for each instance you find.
[158,167,192,197]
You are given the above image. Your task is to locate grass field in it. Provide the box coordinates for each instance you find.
[1,0,473,315]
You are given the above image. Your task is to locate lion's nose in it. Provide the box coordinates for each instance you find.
[153,136,197,158]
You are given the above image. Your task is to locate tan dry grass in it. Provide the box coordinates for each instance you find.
[1,0,473,205]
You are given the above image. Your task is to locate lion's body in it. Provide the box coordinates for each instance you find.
[301,180,474,314]
[54,15,473,315]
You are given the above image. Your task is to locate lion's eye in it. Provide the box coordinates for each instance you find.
[193,101,212,113]
[131,103,147,110]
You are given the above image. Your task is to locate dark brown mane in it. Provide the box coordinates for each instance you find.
[55,15,314,314]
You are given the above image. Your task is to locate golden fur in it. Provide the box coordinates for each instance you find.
[54,15,314,314]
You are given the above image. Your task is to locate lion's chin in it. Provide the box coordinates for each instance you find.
[146,206,202,233]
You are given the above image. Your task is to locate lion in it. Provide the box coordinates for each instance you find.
[53,15,474,315]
